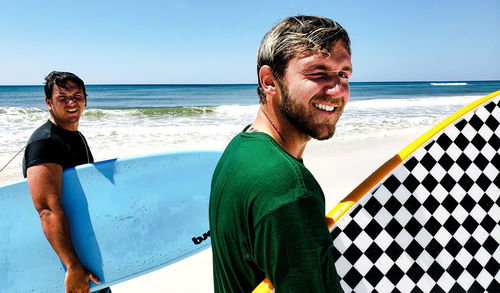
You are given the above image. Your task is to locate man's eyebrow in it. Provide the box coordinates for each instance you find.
[342,65,353,73]
[304,64,353,72]
[305,65,329,71]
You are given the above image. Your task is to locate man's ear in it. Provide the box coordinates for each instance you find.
[45,96,53,111]
[259,65,278,99]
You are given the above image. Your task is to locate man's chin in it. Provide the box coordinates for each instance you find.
[311,127,336,141]
[314,133,334,141]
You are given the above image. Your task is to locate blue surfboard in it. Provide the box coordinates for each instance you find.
[0,150,221,292]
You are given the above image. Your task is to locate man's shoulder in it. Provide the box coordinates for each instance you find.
[216,131,318,208]
[27,121,56,143]
[27,120,77,146]
[24,121,67,162]
[221,131,304,177]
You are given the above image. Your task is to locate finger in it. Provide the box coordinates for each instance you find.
[89,273,102,284]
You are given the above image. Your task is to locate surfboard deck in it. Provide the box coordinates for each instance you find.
[0,150,221,293]
[253,90,500,292]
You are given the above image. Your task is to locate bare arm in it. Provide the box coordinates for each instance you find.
[27,163,100,293]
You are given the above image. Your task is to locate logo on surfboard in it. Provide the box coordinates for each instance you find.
[192,230,210,245]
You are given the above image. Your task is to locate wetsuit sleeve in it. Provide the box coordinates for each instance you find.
[24,139,65,170]
[253,196,343,293]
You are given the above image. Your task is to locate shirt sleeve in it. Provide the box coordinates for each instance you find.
[24,139,65,170]
[253,195,343,293]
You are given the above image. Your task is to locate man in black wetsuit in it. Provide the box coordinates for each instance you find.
[23,71,110,293]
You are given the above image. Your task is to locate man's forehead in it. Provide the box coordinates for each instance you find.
[294,46,352,71]
[296,40,349,56]
[54,81,82,92]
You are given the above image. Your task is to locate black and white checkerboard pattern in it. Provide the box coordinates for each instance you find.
[331,95,500,293]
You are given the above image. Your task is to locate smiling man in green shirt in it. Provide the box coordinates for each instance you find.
[209,16,352,292]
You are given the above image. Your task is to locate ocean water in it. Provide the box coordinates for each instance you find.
[1,81,499,182]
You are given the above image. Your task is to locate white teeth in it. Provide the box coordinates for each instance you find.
[314,103,335,112]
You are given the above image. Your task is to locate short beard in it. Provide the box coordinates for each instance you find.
[278,79,342,140]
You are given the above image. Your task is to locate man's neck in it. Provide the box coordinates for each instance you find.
[250,105,309,160]
[49,117,79,132]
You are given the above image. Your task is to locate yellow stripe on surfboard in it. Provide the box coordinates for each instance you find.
[252,90,500,293]
[327,90,500,223]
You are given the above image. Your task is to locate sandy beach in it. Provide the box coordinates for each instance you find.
[106,132,422,292]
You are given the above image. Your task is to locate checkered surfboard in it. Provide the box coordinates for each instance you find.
[331,92,500,292]
[254,91,500,293]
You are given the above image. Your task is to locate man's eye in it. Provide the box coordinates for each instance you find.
[309,72,327,79]
[339,72,349,79]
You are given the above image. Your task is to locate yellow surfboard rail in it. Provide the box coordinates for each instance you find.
[253,90,500,293]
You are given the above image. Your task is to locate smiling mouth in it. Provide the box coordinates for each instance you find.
[313,103,336,112]
[67,109,78,113]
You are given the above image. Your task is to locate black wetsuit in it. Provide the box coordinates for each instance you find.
[23,120,93,177]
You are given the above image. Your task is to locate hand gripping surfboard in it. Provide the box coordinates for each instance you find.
[253,90,500,292]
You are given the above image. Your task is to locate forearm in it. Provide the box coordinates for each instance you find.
[38,207,82,269]
[38,207,102,291]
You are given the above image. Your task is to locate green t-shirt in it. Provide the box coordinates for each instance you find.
[209,128,342,293]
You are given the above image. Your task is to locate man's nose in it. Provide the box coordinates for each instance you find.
[325,78,349,102]
[65,97,78,105]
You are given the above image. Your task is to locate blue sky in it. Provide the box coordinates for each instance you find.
[1,0,499,84]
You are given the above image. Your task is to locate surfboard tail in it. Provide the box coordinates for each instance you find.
[253,278,274,293]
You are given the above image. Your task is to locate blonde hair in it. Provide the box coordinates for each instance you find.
[256,16,351,103]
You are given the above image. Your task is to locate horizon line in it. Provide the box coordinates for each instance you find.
[1,79,499,87]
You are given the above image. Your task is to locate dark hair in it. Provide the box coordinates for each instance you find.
[44,71,87,99]
[256,15,351,103]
